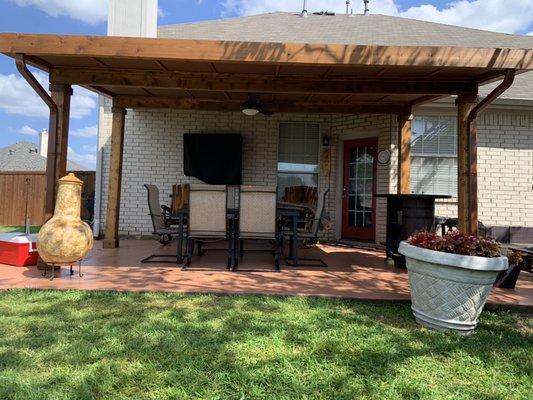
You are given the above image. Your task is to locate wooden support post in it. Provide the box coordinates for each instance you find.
[46,83,72,220]
[397,112,413,194]
[456,94,478,235]
[103,106,127,249]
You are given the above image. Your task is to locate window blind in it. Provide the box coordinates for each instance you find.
[411,116,457,196]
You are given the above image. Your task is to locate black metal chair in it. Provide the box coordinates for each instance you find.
[141,184,182,264]
[281,188,330,267]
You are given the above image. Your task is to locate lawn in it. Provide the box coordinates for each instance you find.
[0,290,531,400]
[0,226,40,234]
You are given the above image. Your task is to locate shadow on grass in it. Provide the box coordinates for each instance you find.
[0,289,531,399]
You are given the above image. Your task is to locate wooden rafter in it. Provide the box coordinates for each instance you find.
[113,95,411,114]
[50,68,479,95]
[92,57,111,69]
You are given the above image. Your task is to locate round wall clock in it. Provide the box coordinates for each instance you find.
[377,149,391,165]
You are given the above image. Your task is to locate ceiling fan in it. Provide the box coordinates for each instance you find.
[241,94,274,116]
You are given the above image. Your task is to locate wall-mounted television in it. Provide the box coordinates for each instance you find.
[183,133,243,185]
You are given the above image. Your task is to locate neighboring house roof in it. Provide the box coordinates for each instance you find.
[159,12,533,103]
[0,141,90,172]
[158,12,533,48]
[480,72,533,100]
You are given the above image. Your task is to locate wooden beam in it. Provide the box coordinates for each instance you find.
[50,68,478,95]
[154,59,169,71]
[464,70,514,235]
[85,85,114,98]
[103,106,126,249]
[456,94,478,234]
[397,112,413,194]
[91,57,110,68]
[2,33,531,69]
[113,95,411,115]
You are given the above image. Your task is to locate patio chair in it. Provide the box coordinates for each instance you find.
[236,186,280,271]
[281,188,330,267]
[183,184,233,270]
[141,184,182,264]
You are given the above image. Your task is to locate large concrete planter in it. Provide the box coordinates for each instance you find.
[399,241,508,334]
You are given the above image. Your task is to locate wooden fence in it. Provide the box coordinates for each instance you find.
[0,171,95,226]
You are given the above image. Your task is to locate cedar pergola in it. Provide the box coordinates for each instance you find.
[1,33,531,247]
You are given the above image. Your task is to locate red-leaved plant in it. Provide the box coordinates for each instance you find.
[407,230,502,258]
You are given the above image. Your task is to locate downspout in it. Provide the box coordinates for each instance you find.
[468,69,515,123]
[15,54,59,219]
[465,69,515,235]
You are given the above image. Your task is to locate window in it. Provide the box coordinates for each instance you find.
[278,122,319,199]
[410,116,457,196]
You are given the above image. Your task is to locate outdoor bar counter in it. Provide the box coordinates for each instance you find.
[376,194,451,268]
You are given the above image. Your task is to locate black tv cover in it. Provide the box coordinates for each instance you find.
[183,134,243,185]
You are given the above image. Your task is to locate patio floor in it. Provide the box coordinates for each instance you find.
[0,239,531,308]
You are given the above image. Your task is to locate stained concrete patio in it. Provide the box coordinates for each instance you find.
[0,240,531,308]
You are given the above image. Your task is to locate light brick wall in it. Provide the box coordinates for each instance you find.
[434,111,533,228]
[98,101,336,238]
[97,103,533,243]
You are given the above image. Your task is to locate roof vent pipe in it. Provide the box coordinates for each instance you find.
[364,0,370,15]
[301,0,308,17]
[346,1,350,14]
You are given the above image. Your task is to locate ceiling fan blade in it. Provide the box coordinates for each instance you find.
[259,107,274,116]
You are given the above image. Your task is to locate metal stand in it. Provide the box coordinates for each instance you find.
[42,260,83,280]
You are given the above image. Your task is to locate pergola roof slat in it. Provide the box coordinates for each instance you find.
[1,32,531,114]
[1,33,532,69]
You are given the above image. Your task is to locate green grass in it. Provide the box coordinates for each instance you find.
[0,290,531,400]
[0,226,40,234]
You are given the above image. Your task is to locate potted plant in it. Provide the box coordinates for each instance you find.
[399,230,508,334]
[493,250,523,289]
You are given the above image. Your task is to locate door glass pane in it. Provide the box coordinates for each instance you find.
[348,144,374,228]
[348,211,355,227]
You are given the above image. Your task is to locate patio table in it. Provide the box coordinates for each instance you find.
[276,201,315,213]
[277,206,301,267]
[174,203,302,267]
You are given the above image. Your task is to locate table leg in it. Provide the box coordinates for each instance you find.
[291,215,298,267]
[177,213,184,263]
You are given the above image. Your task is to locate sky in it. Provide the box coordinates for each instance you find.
[0,0,532,170]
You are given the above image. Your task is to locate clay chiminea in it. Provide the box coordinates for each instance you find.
[37,173,94,266]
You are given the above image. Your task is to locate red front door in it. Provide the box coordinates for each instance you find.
[342,137,378,241]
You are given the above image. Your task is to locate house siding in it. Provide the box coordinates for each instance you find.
[97,100,533,243]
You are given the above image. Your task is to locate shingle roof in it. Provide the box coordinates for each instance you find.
[158,12,533,49]
[0,141,90,172]
[159,12,533,102]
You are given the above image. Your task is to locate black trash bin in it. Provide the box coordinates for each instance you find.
[376,194,451,268]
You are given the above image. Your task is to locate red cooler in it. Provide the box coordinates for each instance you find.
[0,233,38,266]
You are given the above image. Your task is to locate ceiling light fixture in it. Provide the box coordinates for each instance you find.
[241,99,260,116]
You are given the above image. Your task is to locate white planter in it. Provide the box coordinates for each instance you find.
[399,241,508,334]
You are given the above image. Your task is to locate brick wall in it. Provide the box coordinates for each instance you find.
[98,100,337,238]
[97,102,533,243]
[434,111,533,228]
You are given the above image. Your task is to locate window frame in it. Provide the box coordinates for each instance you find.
[410,115,458,196]
[277,121,322,193]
